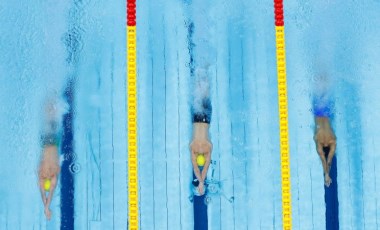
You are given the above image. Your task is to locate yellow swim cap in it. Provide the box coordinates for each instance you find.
[196,154,206,166]
[44,179,51,191]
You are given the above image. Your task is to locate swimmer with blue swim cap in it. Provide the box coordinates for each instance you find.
[313,92,336,187]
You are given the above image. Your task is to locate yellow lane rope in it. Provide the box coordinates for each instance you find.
[127,25,139,230]
[275,25,292,230]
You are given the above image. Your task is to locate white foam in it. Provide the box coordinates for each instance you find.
[312,74,335,100]
[41,91,69,134]
[192,67,210,114]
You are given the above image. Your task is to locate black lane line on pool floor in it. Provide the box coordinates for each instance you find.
[60,81,75,230]
[324,153,339,230]
[193,168,208,230]
[324,114,339,230]
[60,0,84,227]
[193,186,208,230]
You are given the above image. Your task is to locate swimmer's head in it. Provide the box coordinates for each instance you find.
[44,179,51,191]
[196,154,206,166]
[39,168,56,181]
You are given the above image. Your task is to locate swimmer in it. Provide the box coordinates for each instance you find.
[190,68,213,196]
[38,100,62,220]
[313,98,336,187]
[190,122,212,195]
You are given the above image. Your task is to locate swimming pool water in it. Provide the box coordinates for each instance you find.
[0,0,126,229]
[138,0,380,229]
[1,0,380,229]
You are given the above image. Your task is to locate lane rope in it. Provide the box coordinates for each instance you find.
[127,0,138,229]
[274,0,292,229]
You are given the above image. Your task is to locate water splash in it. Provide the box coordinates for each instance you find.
[192,67,211,115]
[41,91,69,135]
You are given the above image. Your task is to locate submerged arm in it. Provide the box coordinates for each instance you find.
[326,141,336,173]
[39,179,47,205]
[191,150,203,183]
[44,175,57,220]
[45,176,57,208]
[201,145,212,181]
[317,143,329,176]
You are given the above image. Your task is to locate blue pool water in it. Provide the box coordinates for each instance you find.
[0,0,126,229]
[137,0,380,229]
[1,0,380,229]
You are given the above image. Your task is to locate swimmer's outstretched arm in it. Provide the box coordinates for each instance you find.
[39,179,47,205]
[191,150,207,195]
[317,142,333,186]
[327,141,336,169]
[191,150,203,183]
[316,143,329,176]
[46,176,57,207]
[200,147,212,181]
[44,175,57,220]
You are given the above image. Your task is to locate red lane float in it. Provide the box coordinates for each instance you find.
[127,0,136,26]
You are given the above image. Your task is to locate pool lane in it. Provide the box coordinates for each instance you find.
[137,1,284,229]
[64,0,128,228]
[60,0,82,227]
[185,5,209,229]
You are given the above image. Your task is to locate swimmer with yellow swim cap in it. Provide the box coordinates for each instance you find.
[190,68,213,196]
[38,99,62,220]
[38,145,60,220]
[44,179,51,191]
[190,135,212,195]
[196,154,206,166]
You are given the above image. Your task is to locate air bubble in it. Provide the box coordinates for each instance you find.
[69,162,81,174]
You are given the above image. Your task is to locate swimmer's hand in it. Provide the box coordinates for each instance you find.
[44,207,52,220]
[324,173,332,187]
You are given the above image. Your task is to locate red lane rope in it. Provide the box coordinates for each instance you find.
[274,0,284,26]
[127,0,136,26]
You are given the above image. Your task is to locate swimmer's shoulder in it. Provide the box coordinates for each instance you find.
[330,137,337,144]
